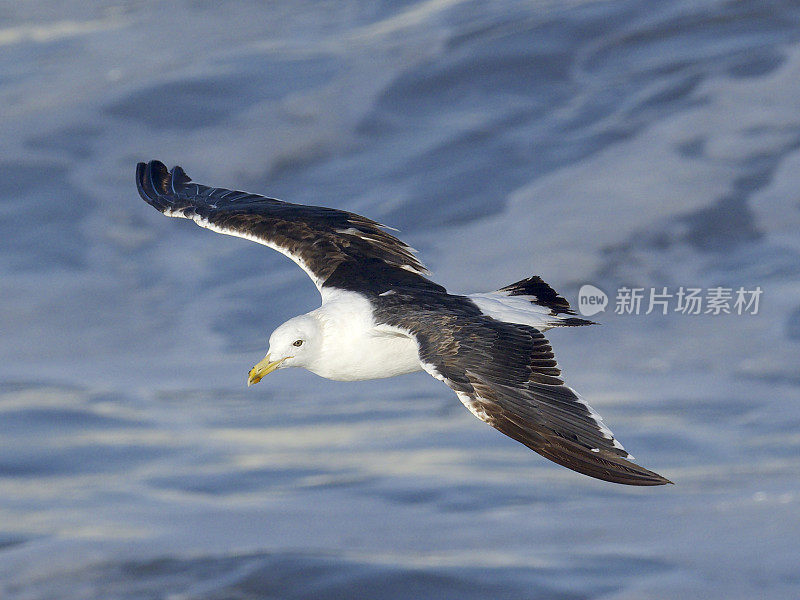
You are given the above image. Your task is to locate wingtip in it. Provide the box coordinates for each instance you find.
[169,164,191,189]
[616,468,673,486]
[635,473,673,486]
[536,438,674,486]
[622,464,673,486]
[136,159,190,213]
[608,454,673,486]
[148,160,170,194]
[136,159,166,203]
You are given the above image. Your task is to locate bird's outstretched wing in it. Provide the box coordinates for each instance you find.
[376,293,671,485]
[136,160,427,291]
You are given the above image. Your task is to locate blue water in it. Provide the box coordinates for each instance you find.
[1,1,800,598]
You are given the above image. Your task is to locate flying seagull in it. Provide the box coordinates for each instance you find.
[137,160,670,486]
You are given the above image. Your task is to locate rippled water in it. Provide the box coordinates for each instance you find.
[1,1,800,598]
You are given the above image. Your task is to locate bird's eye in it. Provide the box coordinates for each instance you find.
[293,339,304,347]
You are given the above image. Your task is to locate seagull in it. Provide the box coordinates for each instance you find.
[137,160,671,486]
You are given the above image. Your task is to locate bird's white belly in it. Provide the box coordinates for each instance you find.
[311,328,423,381]
[308,289,424,381]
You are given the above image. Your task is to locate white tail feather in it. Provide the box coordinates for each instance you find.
[469,292,564,330]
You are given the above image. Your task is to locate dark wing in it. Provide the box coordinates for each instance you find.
[376,293,671,486]
[136,160,427,292]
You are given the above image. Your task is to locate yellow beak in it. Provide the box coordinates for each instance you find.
[247,354,288,386]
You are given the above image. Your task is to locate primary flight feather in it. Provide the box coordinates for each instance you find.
[137,160,671,486]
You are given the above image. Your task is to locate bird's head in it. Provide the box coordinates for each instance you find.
[247,314,321,386]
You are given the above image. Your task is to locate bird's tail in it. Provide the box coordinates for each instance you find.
[470,276,594,330]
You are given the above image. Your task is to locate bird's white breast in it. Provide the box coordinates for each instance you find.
[309,289,423,381]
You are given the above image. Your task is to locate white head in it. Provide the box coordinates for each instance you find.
[247,314,322,385]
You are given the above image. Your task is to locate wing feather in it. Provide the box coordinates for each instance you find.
[377,293,670,486]
[136,160,426,291]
